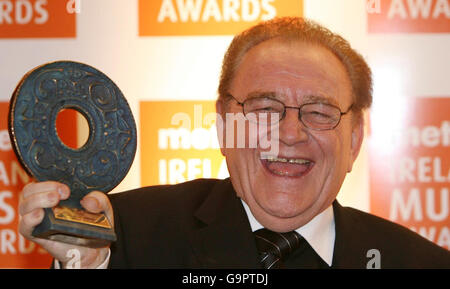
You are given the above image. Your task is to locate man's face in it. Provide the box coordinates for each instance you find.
[219,39,364,232]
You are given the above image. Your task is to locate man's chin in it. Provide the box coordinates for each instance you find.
[256,194,314,220]
[254,205,315,232]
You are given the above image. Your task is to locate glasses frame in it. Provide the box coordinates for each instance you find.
[226,93,353,131]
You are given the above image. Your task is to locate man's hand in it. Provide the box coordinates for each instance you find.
[18,181,113,269]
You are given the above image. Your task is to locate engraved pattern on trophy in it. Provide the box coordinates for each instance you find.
[9,61,136,246]
[10,61,137,206]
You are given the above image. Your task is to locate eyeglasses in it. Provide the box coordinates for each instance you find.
[227,93,353,131]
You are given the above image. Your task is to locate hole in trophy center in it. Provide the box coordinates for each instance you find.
[56,108,90,149]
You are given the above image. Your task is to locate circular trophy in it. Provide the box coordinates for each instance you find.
[8,61,137,247]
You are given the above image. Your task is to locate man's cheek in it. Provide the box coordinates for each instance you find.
[260,128,280,158]
[256,124,280,159]
[222,113,249,149]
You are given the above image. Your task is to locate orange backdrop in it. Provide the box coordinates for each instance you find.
[0,102,78,268]
[369,97,450,250]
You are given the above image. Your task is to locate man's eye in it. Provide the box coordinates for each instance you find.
[248,105,278,113]
[310,111,329,117]
[304,111,334,123]
[255,106,277,112]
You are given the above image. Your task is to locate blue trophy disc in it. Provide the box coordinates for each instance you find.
[8,61,137,246]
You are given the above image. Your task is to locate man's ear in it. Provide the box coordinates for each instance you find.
[347,113,364,173]
[216,99,226,156]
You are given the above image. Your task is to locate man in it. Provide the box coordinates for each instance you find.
[18,17,450,269]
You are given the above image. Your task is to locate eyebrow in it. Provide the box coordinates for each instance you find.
[302,95,338,106]
[246,91,277,99]
[246,91,339,106]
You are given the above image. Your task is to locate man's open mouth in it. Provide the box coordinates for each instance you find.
[260,156,314,177]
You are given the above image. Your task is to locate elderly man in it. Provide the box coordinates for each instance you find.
[18,17,450,269]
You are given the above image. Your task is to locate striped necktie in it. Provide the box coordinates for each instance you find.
[254,228,304,269]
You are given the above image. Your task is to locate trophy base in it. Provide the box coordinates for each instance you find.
[32,206,117,248]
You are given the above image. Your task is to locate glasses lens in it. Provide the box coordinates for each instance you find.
[301,103,340,129]
[243,97,284,124]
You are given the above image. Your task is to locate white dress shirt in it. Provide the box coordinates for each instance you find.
[241,200,336,266]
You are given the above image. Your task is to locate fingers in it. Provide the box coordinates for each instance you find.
[19,182,70,215]
[81,191,114,226]
[18,181,70,239]
[18,207,44,239]
[19,190,59,216]
[21,181,70,200]
[17,182,113,267]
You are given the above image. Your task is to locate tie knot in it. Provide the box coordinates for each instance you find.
[254,228,303,261]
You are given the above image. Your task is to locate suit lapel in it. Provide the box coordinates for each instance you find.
[188,178,260,268]
[332,200,370,268]
[188,183,373,268]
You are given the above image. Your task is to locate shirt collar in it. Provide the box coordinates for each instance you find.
[241,200,335,266]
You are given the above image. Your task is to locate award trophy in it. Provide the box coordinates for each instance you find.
[8,61,137,248]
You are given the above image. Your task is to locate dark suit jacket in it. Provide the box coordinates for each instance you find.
[108,178,450,269]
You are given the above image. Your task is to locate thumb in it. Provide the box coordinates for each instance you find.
[80,191,114,227]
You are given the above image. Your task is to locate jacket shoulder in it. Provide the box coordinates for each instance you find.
[109,178,220,217]
[337,204,450,268]
[107,178,223,268]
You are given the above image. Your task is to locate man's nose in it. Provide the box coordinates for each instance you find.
[278,108,309,145]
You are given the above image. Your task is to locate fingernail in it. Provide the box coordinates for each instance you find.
[57,185,68,199]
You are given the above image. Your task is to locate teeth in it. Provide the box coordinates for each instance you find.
[264,157,310,164]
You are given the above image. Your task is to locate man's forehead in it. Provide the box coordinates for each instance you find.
[231,40,351,104]
[243,52,333,81]
[243,39,340,73]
